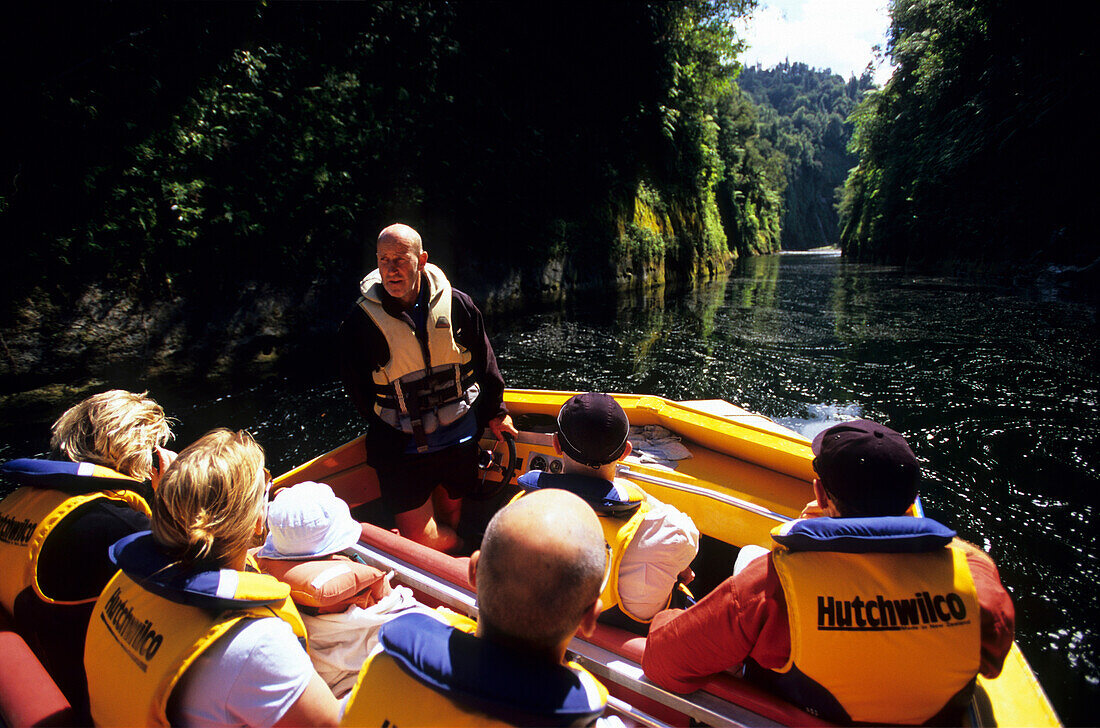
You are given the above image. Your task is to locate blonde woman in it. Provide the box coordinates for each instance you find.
[48,388,176,485]
[0,389,174,719]
[84,429,340,727]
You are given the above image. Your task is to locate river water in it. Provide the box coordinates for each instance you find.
[1,251,1096,724]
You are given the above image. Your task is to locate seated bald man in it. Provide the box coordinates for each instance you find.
[340,489,617,727]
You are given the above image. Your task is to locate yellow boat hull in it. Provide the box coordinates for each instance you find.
[275,388,1060,726]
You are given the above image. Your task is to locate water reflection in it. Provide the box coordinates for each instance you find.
[733,250,779,312]
[492,252,1097,722]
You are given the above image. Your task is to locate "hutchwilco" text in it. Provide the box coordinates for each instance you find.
[818,592,968,630]
[0,513,36,545]
[103,588,164,662]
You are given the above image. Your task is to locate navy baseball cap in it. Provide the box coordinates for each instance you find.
[812,419,920,516]
[556,393,630,468]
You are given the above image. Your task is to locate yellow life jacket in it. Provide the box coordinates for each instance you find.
[341,609,608,727]
[84,532,307,728]
[357,263,478,449]
[514,472,653,622]
[766,516,981,725]
[0,458,150,611]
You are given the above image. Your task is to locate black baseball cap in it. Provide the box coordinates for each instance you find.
[811,419,920,516]
[556,393,630,468]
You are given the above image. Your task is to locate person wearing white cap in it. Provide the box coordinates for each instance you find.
[256,481,427,699]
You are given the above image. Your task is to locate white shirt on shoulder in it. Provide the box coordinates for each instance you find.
[616,492,700,620]
[168,616,314,727]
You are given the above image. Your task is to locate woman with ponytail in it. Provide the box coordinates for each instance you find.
[84,429,340,727]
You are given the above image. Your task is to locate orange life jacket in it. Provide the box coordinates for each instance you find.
[255,552,389,615]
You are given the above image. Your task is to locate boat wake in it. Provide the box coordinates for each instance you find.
[777,402,863,441]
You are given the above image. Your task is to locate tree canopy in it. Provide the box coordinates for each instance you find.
[838,0,1096,266]
[738,62,874,249]
[0,0,781,315]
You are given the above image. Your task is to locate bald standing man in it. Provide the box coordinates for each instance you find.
[340,490,617,726]
[339,224,516,553]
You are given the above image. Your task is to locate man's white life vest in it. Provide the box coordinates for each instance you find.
[357,263,479,450]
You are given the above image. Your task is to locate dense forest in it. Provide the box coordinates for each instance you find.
[0,0,797,306]
[2,0,1093,392]
[1,0,793,388]
[738,63,874,249]
[838,0,1097,267]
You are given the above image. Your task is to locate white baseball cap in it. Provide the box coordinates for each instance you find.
[258,481,362,560]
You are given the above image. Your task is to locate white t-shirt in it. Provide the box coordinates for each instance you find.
[616,492,700,620]
[303,584,430,698]
[168,617,314,727]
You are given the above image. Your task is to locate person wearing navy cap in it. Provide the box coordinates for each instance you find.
[643,419,1016,725]
[515,393,699,633]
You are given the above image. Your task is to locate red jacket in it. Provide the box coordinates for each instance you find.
[642,542,1015,694]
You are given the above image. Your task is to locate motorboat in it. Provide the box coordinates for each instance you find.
[0,388,1061,726]
[273,389,1062,727]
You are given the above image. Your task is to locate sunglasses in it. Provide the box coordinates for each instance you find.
[599,542,613,596]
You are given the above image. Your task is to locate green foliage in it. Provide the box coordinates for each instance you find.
[619,182,670,261]
[738,62,874,249]
[0,1,781,308]
[712,86,786,256]
[838,0,1096,265]
[628,1,758,271]
[629,1,797,264]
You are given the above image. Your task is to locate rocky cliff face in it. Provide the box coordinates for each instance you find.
[1,277,346,390]
[1,185,732,398]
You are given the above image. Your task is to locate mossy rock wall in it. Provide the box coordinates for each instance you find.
[610,181,732,290]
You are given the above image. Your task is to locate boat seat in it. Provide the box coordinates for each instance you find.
[0,610,76,728]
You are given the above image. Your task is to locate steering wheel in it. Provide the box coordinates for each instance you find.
[476,431,518,499]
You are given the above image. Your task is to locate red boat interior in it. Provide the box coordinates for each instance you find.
[0,423,825,727]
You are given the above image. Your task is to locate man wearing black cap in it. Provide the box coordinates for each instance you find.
[643,419,1015,725]
[515,393,699,632]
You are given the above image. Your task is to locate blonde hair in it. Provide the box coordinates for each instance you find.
[50,390,173,481]
[151,429,267,567]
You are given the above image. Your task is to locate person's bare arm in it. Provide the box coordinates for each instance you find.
[273,671,341,728]
[489,413,518,440]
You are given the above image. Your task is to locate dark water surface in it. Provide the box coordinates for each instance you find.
[2,251,1096,724]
